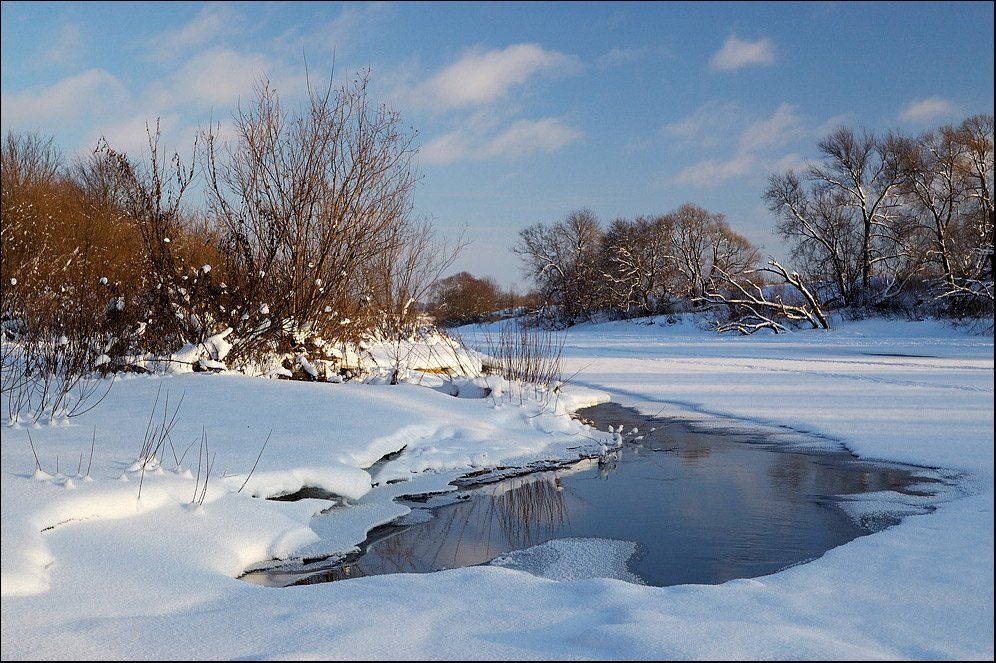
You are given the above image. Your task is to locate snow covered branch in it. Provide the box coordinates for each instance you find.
[696,259,830,334]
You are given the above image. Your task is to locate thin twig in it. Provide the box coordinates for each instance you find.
[26,429,42,471]
[85,427,95,477]
[238,429,272,494]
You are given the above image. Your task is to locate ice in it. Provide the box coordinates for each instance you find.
[490,537,645,584]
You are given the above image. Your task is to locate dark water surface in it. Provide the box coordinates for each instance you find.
[244,402,934,587]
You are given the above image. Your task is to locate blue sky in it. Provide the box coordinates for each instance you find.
[2,1,993,288]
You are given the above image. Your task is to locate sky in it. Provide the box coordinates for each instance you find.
[2,1,993,289]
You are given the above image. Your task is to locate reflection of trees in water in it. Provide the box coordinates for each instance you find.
[361,527,423,575]
[271,409,929,588]
[339,474,570,578]
[679,443,712,466]
[292,565,355,586]
[491,476,568,548]
[768,455,808,497]
[767,453,915,498]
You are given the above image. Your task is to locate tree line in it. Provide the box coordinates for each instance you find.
[498,114,993,331]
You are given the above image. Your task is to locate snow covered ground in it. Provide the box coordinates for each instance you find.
[1,317,992,659]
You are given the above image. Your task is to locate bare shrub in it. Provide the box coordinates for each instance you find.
[1,132,118,423]
[96,124,228,359]
[480,320,565,406]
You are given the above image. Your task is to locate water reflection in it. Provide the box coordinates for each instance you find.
[301,471,575,584]
[245,403,934,588]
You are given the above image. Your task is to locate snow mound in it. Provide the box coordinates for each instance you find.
[489,537,644,584]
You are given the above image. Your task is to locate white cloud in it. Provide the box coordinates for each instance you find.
[481,118,581,158]
[815,112,857,137]
[313,1,394,50]
[738,103,805,151]
[710,35,776,71]
[408,43,582,165]
[662,101,740,148]
[899,96,958,124]
[272,2,395,59]
[674,149,810,188]
[151,47,305,110]
[772,152,809,173]
[411,43,580,110]
[148,4,243,62]
[38,23,86,69]
[0,69,129,129]
[421,116,581,165]
[675,153,756,186]
[62,46,306,155]
[668,104,823,187]
[420,131,472,166]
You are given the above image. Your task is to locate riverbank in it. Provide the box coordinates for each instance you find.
[2,318,992,659]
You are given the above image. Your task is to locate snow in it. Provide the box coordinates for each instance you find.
[552,315,994,480]
[362,333,485,375]
[1,316,993,659]
[1,371,610,599]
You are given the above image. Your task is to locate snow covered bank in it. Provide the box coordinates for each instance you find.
[1,317,992,659]
[1,372,609,601]
[552,316,994,482]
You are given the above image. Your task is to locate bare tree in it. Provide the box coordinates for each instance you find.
[896,127,970,288]
[943,115,994,307]
[514,209,604,324]
[767,128,906,307]
[600,215,677,316]
[669,203,759,299]
[202,72,421,365]
[514,204,759,324]
[814,128,904,296]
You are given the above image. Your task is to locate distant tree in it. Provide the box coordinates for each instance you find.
[669,204,759,299]
[429,271,504,326]
[600,215,677,315]
[364,219,462,338]
[514,208,605,323]
[513,204,759,325]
